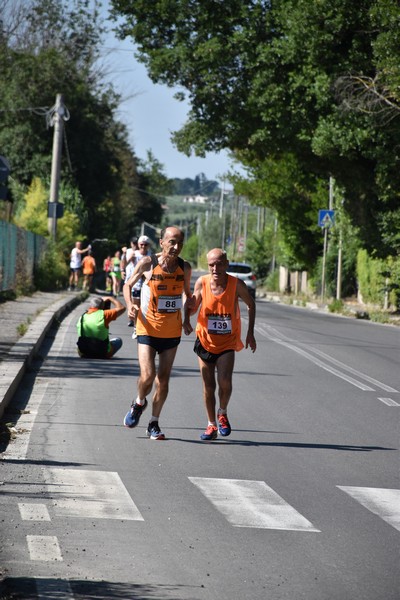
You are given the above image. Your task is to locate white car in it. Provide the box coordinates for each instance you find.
[226,262,256,299]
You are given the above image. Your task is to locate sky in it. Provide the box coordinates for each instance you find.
[97,1,236,184]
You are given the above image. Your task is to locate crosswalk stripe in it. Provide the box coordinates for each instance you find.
[188,477,320,531]
[27,535,63,562]
[18,503,51,521]
[338,486,400,531]
[43,468,144,521]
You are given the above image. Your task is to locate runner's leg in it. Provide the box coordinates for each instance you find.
[152,346,178,418]
[137,343,157,400]
[216,351,235,411]
[198,357,217,423]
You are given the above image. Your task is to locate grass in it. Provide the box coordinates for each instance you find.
[16,317,31,337]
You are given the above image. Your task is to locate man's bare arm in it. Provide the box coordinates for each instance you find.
[237,280,257,352]
[183,276,203,335]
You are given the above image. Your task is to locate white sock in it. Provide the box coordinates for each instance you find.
[218,408,227,415]
[208,421,217,427]
[135,396,146,406]
[149,416,158,424]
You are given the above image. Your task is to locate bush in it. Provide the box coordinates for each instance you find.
[263,269,279,292]
[369,311,391,324]
[34,241,69,291]
[328,299,344,313]
[181,234,199,266]
[357,249,384,304]
[356,251,400,309]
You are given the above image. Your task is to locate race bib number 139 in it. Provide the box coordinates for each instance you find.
[207,315,232,334]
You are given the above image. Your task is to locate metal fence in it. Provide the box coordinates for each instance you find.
[0,221,47,293]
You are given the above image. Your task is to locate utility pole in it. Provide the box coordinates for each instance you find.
[243,203,249,253]
[219,181,225,218]
[219,182,228,248]
[336,233,343,300]
[48,94,66,240]
[270,216,278,273]
[335,192,345,300]
[196,213,201,267]
[321,177,335,301]
[221,207,226,249]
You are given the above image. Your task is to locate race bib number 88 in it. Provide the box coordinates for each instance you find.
[157,295,182,313]
[207,315,232,334]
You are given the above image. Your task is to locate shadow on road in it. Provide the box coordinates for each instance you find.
[0,576,204,599]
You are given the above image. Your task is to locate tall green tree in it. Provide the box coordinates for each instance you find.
[0,0,162,242]
[111,0,400,260]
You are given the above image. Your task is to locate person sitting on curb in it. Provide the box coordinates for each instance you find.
[76,296,125,359]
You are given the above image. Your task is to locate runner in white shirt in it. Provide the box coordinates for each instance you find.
[69,240,90,290]
[125,235,152,338]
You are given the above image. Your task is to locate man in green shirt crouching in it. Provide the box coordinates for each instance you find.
[77,296,125,358]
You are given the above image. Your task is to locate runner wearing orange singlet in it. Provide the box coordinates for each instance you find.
[122,226,192,440]
[183,248,256,441]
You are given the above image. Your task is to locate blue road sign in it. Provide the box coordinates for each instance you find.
[318,209,335,228]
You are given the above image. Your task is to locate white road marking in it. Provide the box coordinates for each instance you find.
[378,397,400,407]
[3,311,77,461]
[274,340,373,390]
[255,323,398,392]
[18,503,51,521]
[4,383,48,460]
[338,486,400,531]
[301,345,399,393]
[43,468,144,521]
[189,477,320,531]
[27,535,63,561]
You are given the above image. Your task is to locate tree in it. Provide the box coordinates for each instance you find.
[0,0,161,243]
[13,177,82,244]
[171,176,219,195]
[232,154,326,271]
[110,0,400,259]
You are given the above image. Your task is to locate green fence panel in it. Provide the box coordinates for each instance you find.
[0,221,47,292]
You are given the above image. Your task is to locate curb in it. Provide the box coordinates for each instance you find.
[0,292,86,420]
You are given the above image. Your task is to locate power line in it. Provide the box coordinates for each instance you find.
[0,104,71,130]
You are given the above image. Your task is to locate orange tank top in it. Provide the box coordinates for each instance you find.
[196,274,244,353]
[137,257,185,338]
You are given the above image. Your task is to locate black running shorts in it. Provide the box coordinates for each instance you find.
[137,335,181,354]
[193,337,234,364]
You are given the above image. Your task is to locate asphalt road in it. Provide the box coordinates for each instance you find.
[0,298,399,600]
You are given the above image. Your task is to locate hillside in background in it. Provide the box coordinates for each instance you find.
[171,174,220,196]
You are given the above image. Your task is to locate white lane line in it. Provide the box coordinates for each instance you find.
[276,340,373,390]
[43,468,144,521]
[378,397,400,407]
[18,503,51,521]
[36,578,74,599]
[3,383,48,460]
[3,311,77,462]
[189,477,320,531]
[27,535,63,561]
[301,345,399,393]
[338,486,400,531]
[256,323,398,392]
